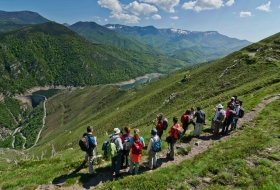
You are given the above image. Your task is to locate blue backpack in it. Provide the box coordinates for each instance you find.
[152,137,162,152]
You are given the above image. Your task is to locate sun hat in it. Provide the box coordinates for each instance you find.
[113,128,121,134]
[151,129,157,136]
[216,104,224,109]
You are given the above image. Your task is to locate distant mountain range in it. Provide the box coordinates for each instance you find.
[104,24,252,63]
[0,10,252,64]
[69,21,162,54]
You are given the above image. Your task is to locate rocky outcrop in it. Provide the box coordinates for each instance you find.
[0,127,13,140]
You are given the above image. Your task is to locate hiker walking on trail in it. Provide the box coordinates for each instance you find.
[75,126,98,177]
[167,117,182,161]
[193,107,206,137]
[181,110,191,135]
[110,128,123,177]
[120,126,133,168]
[129,129,145,175]
[221,105,236,135]
[232,101,240,130]
[213,104,226,137]
[154,113,167,139]
[190,107,196,129]
[147,129,161,170]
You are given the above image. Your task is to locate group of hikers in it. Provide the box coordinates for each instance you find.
[77,95,244,178]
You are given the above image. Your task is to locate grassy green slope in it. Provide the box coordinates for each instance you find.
[0,32,280,189]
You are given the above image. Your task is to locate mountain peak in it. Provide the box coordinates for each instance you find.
[0,10,49,24]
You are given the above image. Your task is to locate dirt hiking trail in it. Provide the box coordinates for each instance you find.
[37,94,280,190]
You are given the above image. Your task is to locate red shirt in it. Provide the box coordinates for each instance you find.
[169,123,180,137]
[120,134,133,143]
[156,121,164,132]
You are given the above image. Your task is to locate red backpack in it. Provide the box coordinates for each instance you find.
[132,138,143,154]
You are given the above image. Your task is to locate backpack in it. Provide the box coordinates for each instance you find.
[172,124,184,139]
[162,118,169,130]
[238,107,245,118]
[106,136,119,158]
[122,134,132,151]
[181,114,190,129]
[152,137,162,152]
[196,111,205,123]
[131,139,143,154]
[79,135,89,152]
[217,110,226,121]
[102,141,108,156]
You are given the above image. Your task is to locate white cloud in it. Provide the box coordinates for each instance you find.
[97,0,123,13]
[226,0,234,6]
[141,0,179,13]
[152,14,161,20]
[170,16,179,20]
[182,0,224,12]
[110,13,141,23]
[145,17,150,19]
[124,1,158,16]
[256,1,272,12]
[104,19,108,22]
[239,11,252,17]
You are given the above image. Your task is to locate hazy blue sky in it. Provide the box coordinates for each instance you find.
[1,0,279,42]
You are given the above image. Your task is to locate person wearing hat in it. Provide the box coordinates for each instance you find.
[213,104,226,137]
[146,128,160,170]
[109,128,123,177]
[227,97,236,108]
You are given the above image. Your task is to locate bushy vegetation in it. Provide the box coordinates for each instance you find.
[0,136,13,148]
[21,103,44,149]
[0,101,17,130]
[4,96,21,122]
[14,133,25,150]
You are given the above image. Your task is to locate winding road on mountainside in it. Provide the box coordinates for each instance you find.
[37,94,280,190]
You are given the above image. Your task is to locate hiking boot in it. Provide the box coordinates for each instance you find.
[89,172,98,177]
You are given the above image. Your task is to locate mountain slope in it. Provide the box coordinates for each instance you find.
[105,24,252,63]
[0,30,280,189]
[0,21,186,95]
[0,10,49,32]
[69,21,163,54]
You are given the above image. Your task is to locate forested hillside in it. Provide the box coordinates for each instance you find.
[0,21,186,95]
[69,21,163,54]
[0,10,49,32]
